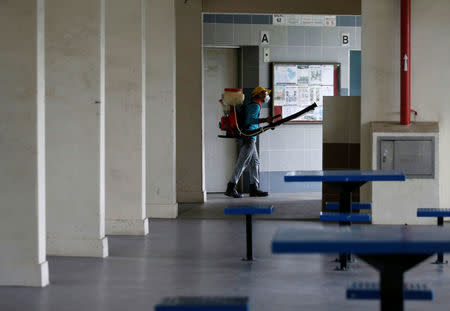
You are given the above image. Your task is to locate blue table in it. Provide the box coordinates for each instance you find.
[285,170,406,269]
[272,224,450,311]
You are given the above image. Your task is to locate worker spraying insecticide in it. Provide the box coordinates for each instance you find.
[218,87,317,198]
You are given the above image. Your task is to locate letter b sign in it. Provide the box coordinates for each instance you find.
[342,33,350,47]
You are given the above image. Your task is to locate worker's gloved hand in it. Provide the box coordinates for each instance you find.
[265,116,273,123]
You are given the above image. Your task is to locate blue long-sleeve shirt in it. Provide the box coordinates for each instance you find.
[243,100,261,141]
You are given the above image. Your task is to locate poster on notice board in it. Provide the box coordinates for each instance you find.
[272,62,340,122]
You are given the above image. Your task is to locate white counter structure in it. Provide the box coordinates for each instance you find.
[370,122,439,225]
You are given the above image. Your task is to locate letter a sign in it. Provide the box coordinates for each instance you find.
[261,31,270,45]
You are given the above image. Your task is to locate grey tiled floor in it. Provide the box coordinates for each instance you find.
[179,193,322,220]
[0,219,449,311]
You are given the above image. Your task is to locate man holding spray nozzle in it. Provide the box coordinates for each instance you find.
[225,86,273,198]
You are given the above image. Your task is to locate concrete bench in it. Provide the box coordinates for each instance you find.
[155,297,249,311]
[417,208,450,264]
[347,282,433,300]
[320,212,371,223]
[224,205,274,261]
[325,202,372,211]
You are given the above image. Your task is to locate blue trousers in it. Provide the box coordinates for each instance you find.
[228,138,259,186]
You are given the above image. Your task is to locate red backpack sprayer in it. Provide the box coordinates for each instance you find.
[218,88,317,138]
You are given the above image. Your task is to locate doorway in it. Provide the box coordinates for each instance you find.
[203,48,239,193]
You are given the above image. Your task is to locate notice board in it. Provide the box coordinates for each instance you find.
[272,62,340,122]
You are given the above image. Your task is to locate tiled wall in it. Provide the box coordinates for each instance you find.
[203,13,361,193]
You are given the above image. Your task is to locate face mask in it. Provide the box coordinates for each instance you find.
[264,94,271,104]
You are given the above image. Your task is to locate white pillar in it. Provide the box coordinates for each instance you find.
[105,0,148,234]
[176,0,205,203]
[46,0,108,257]
[0,0,49,286]
[146,0,178,218]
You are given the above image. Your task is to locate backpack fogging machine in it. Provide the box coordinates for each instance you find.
[218,88,318,138]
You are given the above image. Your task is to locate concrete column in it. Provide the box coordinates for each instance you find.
[146,0,178,217]
[0,0,49,286]
[105,0,148,234]
[176,0,205,203]
[46,0,108,257]
[360,0,400,202]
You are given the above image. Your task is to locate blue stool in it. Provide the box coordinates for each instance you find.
[347,282,433,301]
[325,202,372,211]
[320,212,371,223]
[224,205,274,261]
[417,208,450,264]
[155,297,249,311]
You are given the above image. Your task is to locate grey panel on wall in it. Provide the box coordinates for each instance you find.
[304,46,322,62]
[287,46,305,60]
[270,46,290,62]
[270,26,288,46]
[233,14,251,24]
[234,24,252,46]
[322,47,340,62]
[348,29,358,50]
[259,64,270,89]
[322,27,341,46]
[305,27,322,46]
[287,26,306,46]
[340,64,349,89]
[354,28,361,50]
[203,23,215,45]
[216,14,233,24]
[214,23,234,45]
[337,15,356,27]
[323,47,348,69]
[251,14,270,25]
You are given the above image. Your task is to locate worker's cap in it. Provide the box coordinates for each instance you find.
[251,86,271,97]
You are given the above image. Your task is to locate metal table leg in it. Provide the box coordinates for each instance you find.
[433,217,447,264]
[358,254,432,311]
[338,188,352,270]
[243,214,254,261]
[328,182,366,270]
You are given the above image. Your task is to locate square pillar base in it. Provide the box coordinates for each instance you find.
[147,203,178,219]
[106,218,149,235]
[0,261,49,287]
[47,237,108,258]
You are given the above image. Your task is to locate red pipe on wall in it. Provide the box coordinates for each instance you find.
[400,0,411,125]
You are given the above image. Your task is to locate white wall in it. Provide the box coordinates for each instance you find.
[46,0,108,257]
[105,0,148,234]
[204,48,239,192]
[146,0,178,217]
[0,0,49,286]
[260,125,323,172]
[361,0,450,209]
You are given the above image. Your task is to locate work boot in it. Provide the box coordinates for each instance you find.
[225,182,243,198]
[249,184,268,197]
